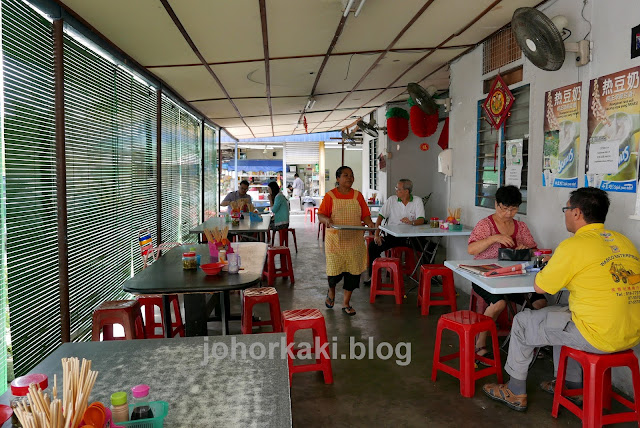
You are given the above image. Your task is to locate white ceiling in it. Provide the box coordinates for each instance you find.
[58,0,543,139]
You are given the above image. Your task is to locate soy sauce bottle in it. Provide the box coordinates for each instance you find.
[131,384,154,420]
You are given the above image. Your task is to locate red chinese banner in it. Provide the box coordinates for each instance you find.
[482,74,515,130]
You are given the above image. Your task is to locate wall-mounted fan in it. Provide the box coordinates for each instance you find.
[511,7,590,71]
[341,128,362,146]
[407,83,451,115]
[356,118,386,138]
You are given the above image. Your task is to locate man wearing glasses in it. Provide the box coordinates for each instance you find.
[483,187,640,412]
[221,180,253,211]
[364,179,425,286]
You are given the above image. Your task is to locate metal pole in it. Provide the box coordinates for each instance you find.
[217,131,221,212]
[156,89,162,244]
[53,19,70,343]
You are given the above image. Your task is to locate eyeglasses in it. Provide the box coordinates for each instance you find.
[562,206,576,213]
[498,204,519,213]
[395,186,406,192]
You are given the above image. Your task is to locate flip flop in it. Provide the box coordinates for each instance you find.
[325,291,335,309]
[342,306,356,316]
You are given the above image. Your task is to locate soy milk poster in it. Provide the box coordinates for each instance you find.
[543,83,581,188]
[585,66,640,193]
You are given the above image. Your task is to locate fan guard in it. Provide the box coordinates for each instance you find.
[511,7,566,71]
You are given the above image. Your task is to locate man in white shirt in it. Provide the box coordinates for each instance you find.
[364,179,425,285]
[292,173,304,202]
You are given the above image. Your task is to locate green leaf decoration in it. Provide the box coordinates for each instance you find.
[385,107,409,120]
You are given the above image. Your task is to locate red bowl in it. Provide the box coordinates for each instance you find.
[201,262,225,275]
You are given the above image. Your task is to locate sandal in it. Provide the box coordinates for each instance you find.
[475,346,494,367]
[482,383,527,412]
[325,291,335,309]
[540,379,583,406]
[342,306,356,316]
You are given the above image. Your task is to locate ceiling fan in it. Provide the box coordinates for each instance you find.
[407,83,451,115]
[511,7,590,71]
[356,118,386,138]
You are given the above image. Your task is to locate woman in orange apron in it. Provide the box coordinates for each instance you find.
[318,166,375,316]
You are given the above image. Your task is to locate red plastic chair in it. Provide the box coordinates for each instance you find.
[262,246,295,286]
[432,310,502,397]
[241,287,282,334]
[418,265,457,316]
[271,228,298,253]
[305,207,316,223]
[282,309,333,385]
[370,257,404,304]
[390,246,416,276]
[552,346,640,427]
[469,288,516,337]
[136,295,184,338]
[92,300,145,341]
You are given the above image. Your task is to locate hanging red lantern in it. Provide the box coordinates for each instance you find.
[408,98,438,138]
[386,107,409,142]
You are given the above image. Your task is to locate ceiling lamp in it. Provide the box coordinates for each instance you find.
[305,97,316,111]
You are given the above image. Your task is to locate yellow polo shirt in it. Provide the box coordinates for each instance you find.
[536,223,640,352]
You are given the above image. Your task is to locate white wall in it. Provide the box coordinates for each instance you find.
[244,148,283,160]
[448,0,640,395]
[324,148,363,192]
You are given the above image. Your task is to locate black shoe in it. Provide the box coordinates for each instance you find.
[363,279,371,286]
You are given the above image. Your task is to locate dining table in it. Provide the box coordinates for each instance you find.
[0,335,292,427]
[443,259,536,294]
[189,214,272,242]
[379,224,473,285]
[123,242,267,336]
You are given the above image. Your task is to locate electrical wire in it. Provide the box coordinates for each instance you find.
[581,0,591,40]
[344,53,355,80]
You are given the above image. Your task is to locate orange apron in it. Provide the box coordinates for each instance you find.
[325,190,367,276]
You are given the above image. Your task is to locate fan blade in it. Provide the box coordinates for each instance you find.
[407,83,438,115]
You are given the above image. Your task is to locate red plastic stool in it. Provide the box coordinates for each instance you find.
[370,257,404,304]
[317,222,326,241]
[469,289,516,337]
[390,247,417,276]
[418,265,457,316]
[271,228,298,253]
[136,294,184,338]
[262,246,295,286]
[305,207,316,223]
[552,347,640,427]
[92,300,145,341]
[365,235,375,265]
[431,310,503,397]
[282,309,333,385]
[241,287,283,334]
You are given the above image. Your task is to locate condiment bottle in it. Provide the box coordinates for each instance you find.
[533,251,543,269]
[110,391,129,423]
[10,374,49,426]
[182,251,197,270]
[228,253,239,274]
[219,249,227,262]
[130,384,154,420]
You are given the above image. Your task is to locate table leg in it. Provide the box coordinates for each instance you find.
[184,294,208,336]
[219,291,231,335]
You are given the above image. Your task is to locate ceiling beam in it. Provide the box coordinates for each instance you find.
[311,0,436,132]
[258,0,274,136]
[159,0,255,137]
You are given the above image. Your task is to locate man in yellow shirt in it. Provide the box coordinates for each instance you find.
[483,187,640,412]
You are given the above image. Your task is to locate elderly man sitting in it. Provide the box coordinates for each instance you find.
[364,179,425,286]
[482,187,640,412]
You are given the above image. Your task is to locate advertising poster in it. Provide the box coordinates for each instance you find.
[585,66,640,193]
[505,139,523,188]
[543,82,581,188]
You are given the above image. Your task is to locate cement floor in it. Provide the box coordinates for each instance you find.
[215,215,635,428]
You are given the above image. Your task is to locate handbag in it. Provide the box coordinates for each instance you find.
[498,248,531,261]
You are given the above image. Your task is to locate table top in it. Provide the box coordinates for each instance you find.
[123,243,267,294]
[444,259,536,294]
[331,225,375,231]
[380,224,473,237]
[189,215,271,234]
[0,335,292,427]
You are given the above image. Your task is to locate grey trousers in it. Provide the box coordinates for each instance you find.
[505,306,606,383]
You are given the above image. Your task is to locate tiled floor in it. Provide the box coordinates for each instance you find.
[212,215,631,427]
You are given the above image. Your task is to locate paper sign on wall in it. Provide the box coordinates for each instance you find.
[585,65,640,193]
[505,139,523,188]
[542,82,581,188]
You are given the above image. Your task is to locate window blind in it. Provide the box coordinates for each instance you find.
[64,34,131,342]
[203,124,218,216]
[3,0,59,377]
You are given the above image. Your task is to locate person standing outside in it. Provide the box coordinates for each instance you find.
[364,179,425,286]
[221,180,252,211]
[482,187,640,412]
[292,173,304,202]
[318,166,375,316]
